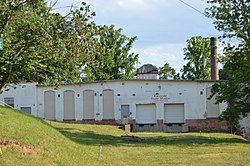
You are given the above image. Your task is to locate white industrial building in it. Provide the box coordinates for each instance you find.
[0,79,230,132]
[1,37,249,133]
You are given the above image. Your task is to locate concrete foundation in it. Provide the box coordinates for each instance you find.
[131,124,189,132]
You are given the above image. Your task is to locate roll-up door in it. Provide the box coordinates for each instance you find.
[164,104,184,124]
[44,91,56,120]
[63,90,75,120]
[103,89,114,119]
[136,104,156,124]
[83,90,95,119]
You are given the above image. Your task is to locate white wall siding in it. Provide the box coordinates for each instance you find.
[2,80,227,124]
[0,83,37,116]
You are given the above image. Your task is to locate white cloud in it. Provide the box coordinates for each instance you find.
[116,0,152,12]
[132,43,186,72]
[87,0,169,14]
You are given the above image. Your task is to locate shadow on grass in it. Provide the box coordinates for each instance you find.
[55,127,250,146]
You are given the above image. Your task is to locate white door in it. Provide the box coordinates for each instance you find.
[164,104,184,124]
[121,105,130,124]
[103,90,114,119]
[136,104,156,124]
[44,91,56,120]
[83,90,95,119]
[63,90,75,120]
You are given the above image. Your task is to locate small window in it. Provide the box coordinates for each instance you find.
[77,94,80,97]
[4,97,14,108]
[200,91,203,95]
[122,83,125,85]
[117,94,121,96]
[100,93,102,96]
[132,94,135,96]
[58,94,61,98]
[20,107,31,114]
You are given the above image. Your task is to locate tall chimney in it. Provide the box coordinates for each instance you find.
[210,37,219,80]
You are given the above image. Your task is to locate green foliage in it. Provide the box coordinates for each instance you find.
[207,0,250,127]
[0,1,139,89]
[0,1,98,90]
[159,63,176,79]
[82,24,139,81]
[180,36,211,80]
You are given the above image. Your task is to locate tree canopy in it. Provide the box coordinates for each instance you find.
[0,1,139,91]
[159,63,176,79]
[82,24,139,82]
[179,36,211,80]
[206,0,250,128]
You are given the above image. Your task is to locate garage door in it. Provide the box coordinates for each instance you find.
[83,90,95,119]
[103,89,114,119]
[44,91,56,120]
[63,90,75,120]
[164,104,184,124]
[136,104,156,124]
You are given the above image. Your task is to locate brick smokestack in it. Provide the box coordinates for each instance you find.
[210,37,219,80]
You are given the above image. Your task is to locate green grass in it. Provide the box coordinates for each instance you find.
[1,106,250,166]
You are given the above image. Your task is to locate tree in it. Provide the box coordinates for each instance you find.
[82,24,139,81]
[0,1,98,91]
[159,63,176,79]
[174,36,211,80]
[180,36,211,80]
[206,0,250,128]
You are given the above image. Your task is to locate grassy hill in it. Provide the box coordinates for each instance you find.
[1,107,250,166]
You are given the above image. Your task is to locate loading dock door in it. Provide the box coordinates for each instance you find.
[164,104,184,123]
[63,90,75,120]
[136,104,156,124]
[83,90,95,119]
[44,91,56,120]
[103,90,115,119]
[121,105,130,124]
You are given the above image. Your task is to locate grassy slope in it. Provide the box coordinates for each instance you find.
[1,107,250,166]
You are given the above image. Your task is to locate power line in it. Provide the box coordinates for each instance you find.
[178,0,207,17]
[178,0,217,22]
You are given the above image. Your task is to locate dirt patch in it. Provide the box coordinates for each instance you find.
[0,138,39,155]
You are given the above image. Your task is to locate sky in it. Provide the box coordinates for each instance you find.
[52,0,221,72]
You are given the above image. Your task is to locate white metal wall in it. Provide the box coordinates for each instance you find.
[0,83,37,116]
[33,80,227,122]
